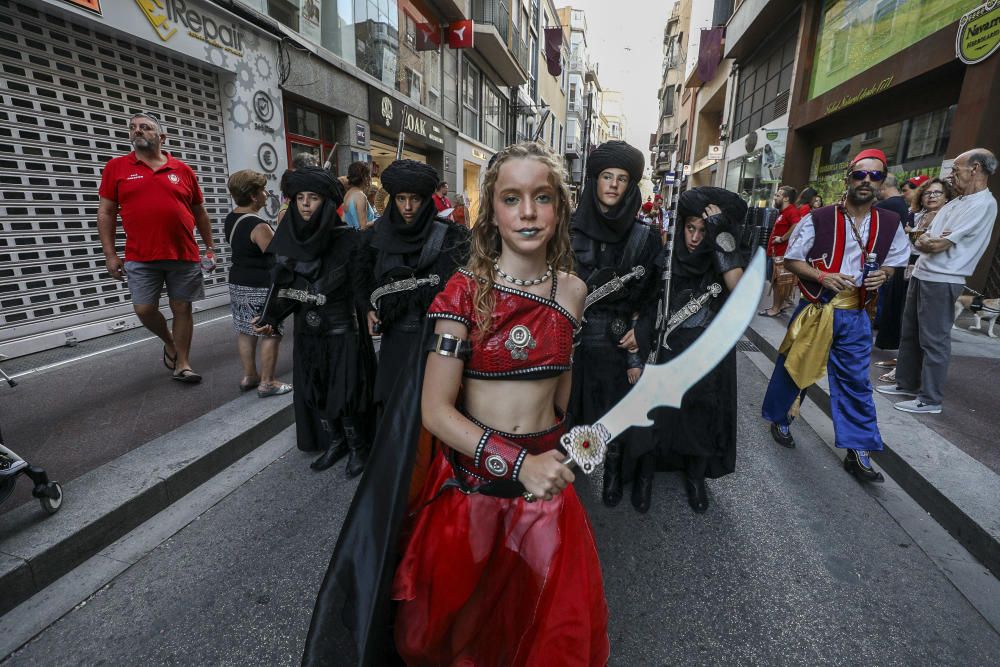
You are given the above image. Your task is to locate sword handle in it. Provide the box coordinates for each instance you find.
[559,423,611,475]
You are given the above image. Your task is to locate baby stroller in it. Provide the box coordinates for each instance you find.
[0,362,63,514]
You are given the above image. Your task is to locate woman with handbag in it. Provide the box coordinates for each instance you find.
[224,170,291,397]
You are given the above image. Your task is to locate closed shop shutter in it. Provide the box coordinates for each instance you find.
[0,1,230,351]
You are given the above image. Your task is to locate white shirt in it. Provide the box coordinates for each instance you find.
[785,210,911,285]
[912,188,997,285]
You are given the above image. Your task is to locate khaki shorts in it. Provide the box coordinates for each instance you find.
[124,260,205,305]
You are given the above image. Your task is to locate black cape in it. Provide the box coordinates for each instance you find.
[301,320,436,666]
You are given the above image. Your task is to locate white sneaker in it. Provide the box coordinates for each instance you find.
[893,399,942,414]
[875,385,917,396]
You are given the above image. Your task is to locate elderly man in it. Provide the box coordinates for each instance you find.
[762,149,910,483]
[98,112,215,383]
[878,149,998,414]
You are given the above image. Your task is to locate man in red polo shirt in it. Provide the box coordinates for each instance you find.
[97,112,215,383]
[760,185,801,316]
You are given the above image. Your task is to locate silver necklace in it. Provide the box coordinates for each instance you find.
[494,262,553,287]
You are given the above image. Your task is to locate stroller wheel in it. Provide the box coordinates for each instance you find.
[39,482,62,515]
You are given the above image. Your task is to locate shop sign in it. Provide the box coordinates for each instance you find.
[957,1,1000,65]
[60,0,101,15]
[824,76,894,115]
[707,145,724,160]
[369,87,445,148]
[355,123,367,146]
[471,148,488,161]
[134,0,245,56]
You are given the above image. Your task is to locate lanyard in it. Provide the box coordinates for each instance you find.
[842,208,869,268]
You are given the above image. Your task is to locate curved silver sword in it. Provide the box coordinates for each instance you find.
[561,249,766,473]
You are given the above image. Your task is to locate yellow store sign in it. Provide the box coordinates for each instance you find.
[957,1,1000,65]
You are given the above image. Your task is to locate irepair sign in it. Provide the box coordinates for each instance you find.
[957,0,1000,65]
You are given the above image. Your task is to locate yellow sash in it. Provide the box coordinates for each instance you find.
[777,289,861,389]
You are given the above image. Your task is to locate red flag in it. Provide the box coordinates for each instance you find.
[544,27,562,76]
[416,22,441,51]
[448,20,474,49]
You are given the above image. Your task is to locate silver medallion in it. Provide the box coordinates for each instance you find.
[716,232,737,252]
[305,310,322,328]
[504,324,536,361]
[485,454,509,477]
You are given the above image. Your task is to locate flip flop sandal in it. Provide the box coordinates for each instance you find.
[878,370,896,383]
[172,368,202,384]
[162,346,177,371]
[257,382,292,397]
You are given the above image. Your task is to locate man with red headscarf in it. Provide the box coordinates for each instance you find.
[761,149,910,483]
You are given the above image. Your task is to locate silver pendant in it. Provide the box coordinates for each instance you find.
[504,324,536,361]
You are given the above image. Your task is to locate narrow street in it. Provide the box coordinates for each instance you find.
[5,355,997,666]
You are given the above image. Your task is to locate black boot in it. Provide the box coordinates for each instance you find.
[343,418,370,479]
[685,457,709,513]
[310,420,348,471]
[844,449,884,483]
[630,453,654,513]
[602,440,623,507]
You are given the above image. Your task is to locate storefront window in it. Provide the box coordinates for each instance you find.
[810,0,969,99]
[462,58,481,141]
[808,105,956,204]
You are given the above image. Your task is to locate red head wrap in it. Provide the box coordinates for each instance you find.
[906,174,930,188]
[642,201,654,212]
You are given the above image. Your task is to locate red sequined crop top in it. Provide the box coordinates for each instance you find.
[427,269,579,380]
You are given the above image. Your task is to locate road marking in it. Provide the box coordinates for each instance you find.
[7,314,232,380]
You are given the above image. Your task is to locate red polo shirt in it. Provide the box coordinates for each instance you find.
[99,151,204,262]
[767,204,801,257]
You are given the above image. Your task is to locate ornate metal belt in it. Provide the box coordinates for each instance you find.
[583,265,646,313]
[278,288,326,305]
[369,275,440,310]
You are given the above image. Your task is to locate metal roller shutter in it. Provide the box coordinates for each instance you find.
[0,0,230,354]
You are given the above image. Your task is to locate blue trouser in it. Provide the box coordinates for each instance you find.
[761,301,884,452]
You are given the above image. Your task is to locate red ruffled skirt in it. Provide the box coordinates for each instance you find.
[393,419,609,667]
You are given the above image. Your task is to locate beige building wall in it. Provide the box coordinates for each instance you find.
[537,0,568,154]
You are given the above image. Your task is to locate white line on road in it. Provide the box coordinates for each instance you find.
[7,314,232,380]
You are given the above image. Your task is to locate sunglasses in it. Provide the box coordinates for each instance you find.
[849,170,886,182]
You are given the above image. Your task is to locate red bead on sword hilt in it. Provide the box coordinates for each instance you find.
[559,424,611,474]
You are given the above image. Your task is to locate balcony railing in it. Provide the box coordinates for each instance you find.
[472,0,510,43]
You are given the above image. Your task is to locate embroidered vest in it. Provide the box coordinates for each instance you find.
[799,204,899,303]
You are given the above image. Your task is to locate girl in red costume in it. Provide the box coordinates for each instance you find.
[301,141,609,667]
[394,141,609,665]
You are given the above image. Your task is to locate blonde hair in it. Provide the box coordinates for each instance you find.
[467,141,575,338]
[228,169,267,206]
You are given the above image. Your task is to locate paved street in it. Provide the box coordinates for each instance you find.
[4,354,997,666]
[0,310,293,510]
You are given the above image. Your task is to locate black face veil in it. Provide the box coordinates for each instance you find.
[268,167,346,261]
[371,159,441,254]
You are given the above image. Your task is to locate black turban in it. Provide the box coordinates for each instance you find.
[284,166,345,206]
[371,160,442,254]
[268,166,347,261]
[380,159,439,198]
[673,187,748,278]
[676,187,747,227]
[586,140,645,182]
[572,140,646,243]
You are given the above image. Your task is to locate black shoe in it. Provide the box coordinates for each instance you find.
[630,473,653,514]
[343,420,369,479]
[601,442,623,507]
[843,449,884,483]
[770,422,795,449]
[684,477,709,513]
[310,442,347,471]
